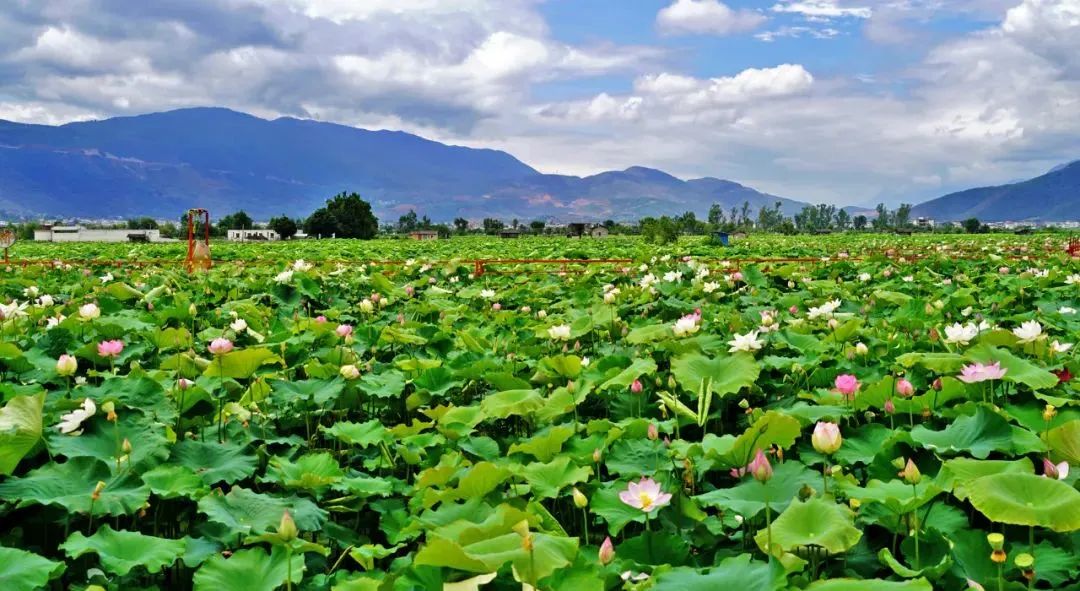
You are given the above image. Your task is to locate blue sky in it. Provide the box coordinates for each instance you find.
[0,0,1077,206]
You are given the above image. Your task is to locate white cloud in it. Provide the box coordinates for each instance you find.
[755,25,841,41]
[657,0,766,35]
[771,1,873,19]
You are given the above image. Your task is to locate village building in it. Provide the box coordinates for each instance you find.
[226,228,280,241]
[34,225,164,242]
[408,230,439,240]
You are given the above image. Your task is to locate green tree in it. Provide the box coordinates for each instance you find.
[126,217,158,229]
[894,203,912,228]
[640,216,679,244]
[707,203,725,226]
[835,208,851,230]
[453,218,470,234]
[218,211,254,231]
[304,208,338,238]
[853,215,868,231]
[322,192,379,239]
[268,215,298,239]
[962,217,982,234]
[398,210,419,232]
[482,218,505,234]
[530,220,546,234]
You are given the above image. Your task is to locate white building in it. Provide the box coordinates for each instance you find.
[34,225,163,242]
[915,217,935,228]
[227,228,280,241]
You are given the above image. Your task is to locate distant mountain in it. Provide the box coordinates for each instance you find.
[912,161,1080,222]
[0,107,807,221]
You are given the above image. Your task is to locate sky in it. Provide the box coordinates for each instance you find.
[1,0,1078,206]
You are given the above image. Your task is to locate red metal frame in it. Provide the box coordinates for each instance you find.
[185,208,212,271]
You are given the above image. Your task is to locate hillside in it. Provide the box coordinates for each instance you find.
[0,108,806,221]
[912,161,1080,222]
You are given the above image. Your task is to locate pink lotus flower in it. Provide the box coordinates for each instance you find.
[618,477,672,513]
[789,305,798,315]
[405,285,415,297]
[492,302,502,311]
[835,374,860,398]
[732,271,744,282]
[1043,458,1069,480]
[335,324,353,338]
[208,338,234,356]
[647,423,659,441]
[598,537,615,565]
[96,340,124,358]
[315,315,327,323]
[630,379,643,394]
[177,378,193,390]
[895,378,914,398]
[957,362,1007,384]
[748,450,773,483]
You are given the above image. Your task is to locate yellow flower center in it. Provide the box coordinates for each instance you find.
[638,493,654,510]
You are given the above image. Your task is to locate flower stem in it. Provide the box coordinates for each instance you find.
[645,512,653,564]
[911,483,920,569]
[765,497,773,557]
[581,507,590,546]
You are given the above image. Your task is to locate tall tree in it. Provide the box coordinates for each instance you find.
[453,218,470,234]
[707,203,725,226]
[398,210,419,232]
[894,203,912,228]
[268,215,298,239]
[304,192,379,239]
[853,215,868,231]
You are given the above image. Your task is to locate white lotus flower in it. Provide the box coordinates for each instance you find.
[703,281,720,294]
[57,398,96,435]
[274,270,293,283]
[672,312,700,338]
[548,324,571,340]
[728,330,764,353]
[99,272,114,283]
[603,288,619,304]
[1050,340,1072,354]
[46,314,65,329]
[480,289,496,299]
[359,299,374,313]
[22,286,39,298]
[1060,306,1076,315]
[858,273,871,282]
[1012,320,1044,344]
[36,294,54,307]
[1066,274,1080,285]
[292,259,313,272]
[1,300,29,319]
[639,274,657,289]
[663,271,682,282]
[943,322,978,346]
[807,299,841,320]
[230,318,248,333]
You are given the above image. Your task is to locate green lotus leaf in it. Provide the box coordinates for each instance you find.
[805,579,932,591]
[837,479,942,515]
[520,455,592,499]
[322,419,389,448]
[61,525,186,576]
[193,547,303,591]
[203,348,283,379]
[877,546,952,579]
[670,352,759,398]
[1045,419,1080,465]
[697,461,820,519]
[0,392,44,475]
[141,464,208,499]
[910,405,1041,459]
[967,473,1080,532]
[652,554,785,591]
[479,389,543,420]
[172,439,257,485]
[507,425,575,462]
[198,487,327,535]
[268,377,344,407]
[0,546,65,591]
[0,457,148,515]
[48,413,169,470]
[723,411,802,469]
[262,451,344,493]
[598,358,657,391]
[754,497,862,555]
[936,457,1032,501]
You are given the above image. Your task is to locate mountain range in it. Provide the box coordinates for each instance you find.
[0,108,804,222]
[0,107,1076,223]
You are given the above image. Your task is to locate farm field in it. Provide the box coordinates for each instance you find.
[1,234,1078,591]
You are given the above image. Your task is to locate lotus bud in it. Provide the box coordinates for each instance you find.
[921,406,931,419]
[667,375,676,389]
[92,480,107,501]
[738,398,750,409]
[340,364,360,380]
[56,354,78,377]
[103,401,117,422]
[899,459,921,484]
[630,379,643,394]
[924,303,935,316]
[929,327,940,342]
[749,450,772,483]
[647,423,659,441]
[188,303,197,316]
[572,487,588,508]
[1043,404,1057,422]
[592,448,602,463]
[811,422,842,455]
[278,510,298,542]
[932,377,943,391]
[566,380,576,394]
[892,456,906,470]
[598,537,615,565]
[895,378,914,398]
[855,342,868,356]
[121,438,132,454]
[177,378,193,390]
[828,318,839,330]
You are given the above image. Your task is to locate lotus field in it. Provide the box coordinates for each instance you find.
[1,235,1079,591]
